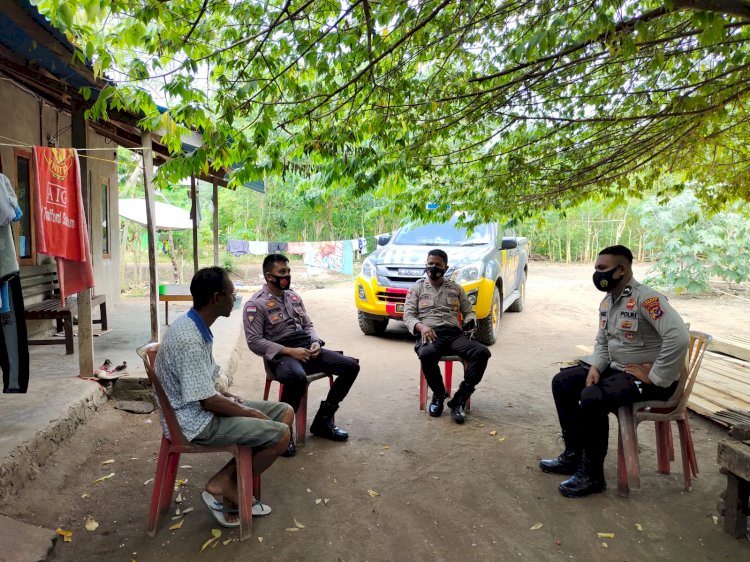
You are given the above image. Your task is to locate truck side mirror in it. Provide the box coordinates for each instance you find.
[377,234,391,246]
[501,238,518,250]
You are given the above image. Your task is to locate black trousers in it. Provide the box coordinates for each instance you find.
[1,275,29,393]
[270,348,360,412]
[551,364,677,473]
[415,327,491,402]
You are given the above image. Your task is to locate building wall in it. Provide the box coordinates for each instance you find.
[0,78,120,335]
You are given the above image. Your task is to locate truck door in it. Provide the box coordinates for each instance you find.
[500,226,518,299]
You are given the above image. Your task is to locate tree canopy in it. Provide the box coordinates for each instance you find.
[37,0,750,223]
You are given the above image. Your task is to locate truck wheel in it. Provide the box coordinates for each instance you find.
[358,311,388,336]
[507,271,526,313]
[476,287,501,346]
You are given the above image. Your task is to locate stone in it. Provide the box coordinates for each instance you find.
[0,514,57,562]
[114,400,155,414]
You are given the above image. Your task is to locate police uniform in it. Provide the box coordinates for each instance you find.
[403,278,491,403]
[551,279,690,479]
[244,286,359,413]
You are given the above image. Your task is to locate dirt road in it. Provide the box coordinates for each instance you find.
[3,263,749,561]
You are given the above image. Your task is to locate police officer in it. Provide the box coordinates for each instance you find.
[403,249,491,424]
[540,245,690,497]
[244,254,360,457]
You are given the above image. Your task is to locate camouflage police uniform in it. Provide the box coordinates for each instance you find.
[403,278,491,404]
[243,286,359,413]
[551,279,690,478]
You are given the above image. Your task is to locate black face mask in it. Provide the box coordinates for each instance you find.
[592,267,622,292]
[425,265,446,280]
[268,274,291,291]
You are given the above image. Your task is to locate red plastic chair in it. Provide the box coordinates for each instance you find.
[137,342,261,541]
[262,360,333,446]
[419,355,471,411]
[616,331,712,497]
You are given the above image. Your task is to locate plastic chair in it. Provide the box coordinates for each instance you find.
[136,342,261,541]
[262,360,333,446]
[419,355,471,411]
[616,331,713,497]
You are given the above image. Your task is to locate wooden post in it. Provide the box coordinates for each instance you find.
[72,102,94,377]
[141,132,160,341]
[191,174,199,274]
[212,178,219,266]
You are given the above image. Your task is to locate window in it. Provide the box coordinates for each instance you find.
[13,149,35,265]
[101,177,110,258]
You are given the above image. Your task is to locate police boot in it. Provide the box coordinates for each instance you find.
[310,401,349,441]
[558,453,606,498]
[428,392,446,417]
[446,383,473,425]
[539,431,581,475]
[281,426,296,458]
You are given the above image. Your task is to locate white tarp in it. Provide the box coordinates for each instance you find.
[118,198,192,230]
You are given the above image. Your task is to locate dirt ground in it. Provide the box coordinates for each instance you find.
[3,262,750,561]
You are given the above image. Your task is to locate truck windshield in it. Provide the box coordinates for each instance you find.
[392,218,492,246]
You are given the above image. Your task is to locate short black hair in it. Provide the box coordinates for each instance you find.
[190,266,229,309]
[599,245,634,264]
[427,249,448,264]
[263,253,289,275]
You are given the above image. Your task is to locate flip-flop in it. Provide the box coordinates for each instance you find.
[201,491,240,528]
[201,491,272,518]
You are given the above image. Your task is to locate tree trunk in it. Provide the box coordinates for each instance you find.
[167,230,179,282]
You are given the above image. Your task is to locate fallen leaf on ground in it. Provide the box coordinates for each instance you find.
[175,493,183,503]
[530,523,543,530]
[182,507,194,515]
[489,430,497,436]
[635,523,643,532]
[333,478,337,484]
[171,516,182,521]
[56,528,72,542]
[130,457,139,460]
[315,499,322,505]
[432,476,439,480]
[101,459,114,465]
[478,423,486,427]
[92,473,115,484]
[367,489,380,497]
[211,529,221,539]
[143,478,154,486]
[498,436,507,442]
[712,516,719,525]
[169,519,184,530]
[306,488,312,493]
[602,542,608,548]
[180,465,192,469]
[175,508,181,516]
[200,538,217,552]
[554,538,561,546]
[383,445,391,449]
[81,493,90,499]
[324,499,330,505]
[222,538,234,545]
[294,518,305,529]
[257,537,263,543]
[175,479,188,487]
[285,528,299,532]
[597,532,615,539]
[84,516,98,532]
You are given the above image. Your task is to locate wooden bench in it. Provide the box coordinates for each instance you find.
[20,264,107,355]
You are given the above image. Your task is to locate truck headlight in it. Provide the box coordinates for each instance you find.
[360,257,376,280]
[450,262,483,284]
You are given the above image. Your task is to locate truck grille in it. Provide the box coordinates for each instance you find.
[376,288,408,303]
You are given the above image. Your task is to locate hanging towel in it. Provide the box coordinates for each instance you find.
[247,240,269,255]
[268,241,288,253]
[32,147,95,303]
[286,241,306,255]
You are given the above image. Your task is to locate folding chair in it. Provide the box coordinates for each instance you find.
[419,355,471,411]
[616,331,713,496]
[136,342,261,541]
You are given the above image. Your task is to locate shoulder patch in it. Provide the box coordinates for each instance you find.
[641,296,663,320]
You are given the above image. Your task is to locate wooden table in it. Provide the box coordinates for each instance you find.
[158,285,192,325]
[717,437,750,538]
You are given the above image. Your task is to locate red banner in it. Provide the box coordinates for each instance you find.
[32,147,84,261]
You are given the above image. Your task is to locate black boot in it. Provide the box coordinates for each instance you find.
[447,383,473,424]
[539,431,581,475]
[281,426,296,457]
[310,401,349,441]
[428,392,446,417]
[558,454,606,498]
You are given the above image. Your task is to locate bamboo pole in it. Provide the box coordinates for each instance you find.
[141,132,160,341]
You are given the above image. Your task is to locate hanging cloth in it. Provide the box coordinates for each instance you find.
[1,274,29,393]
[32,147,94,303]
